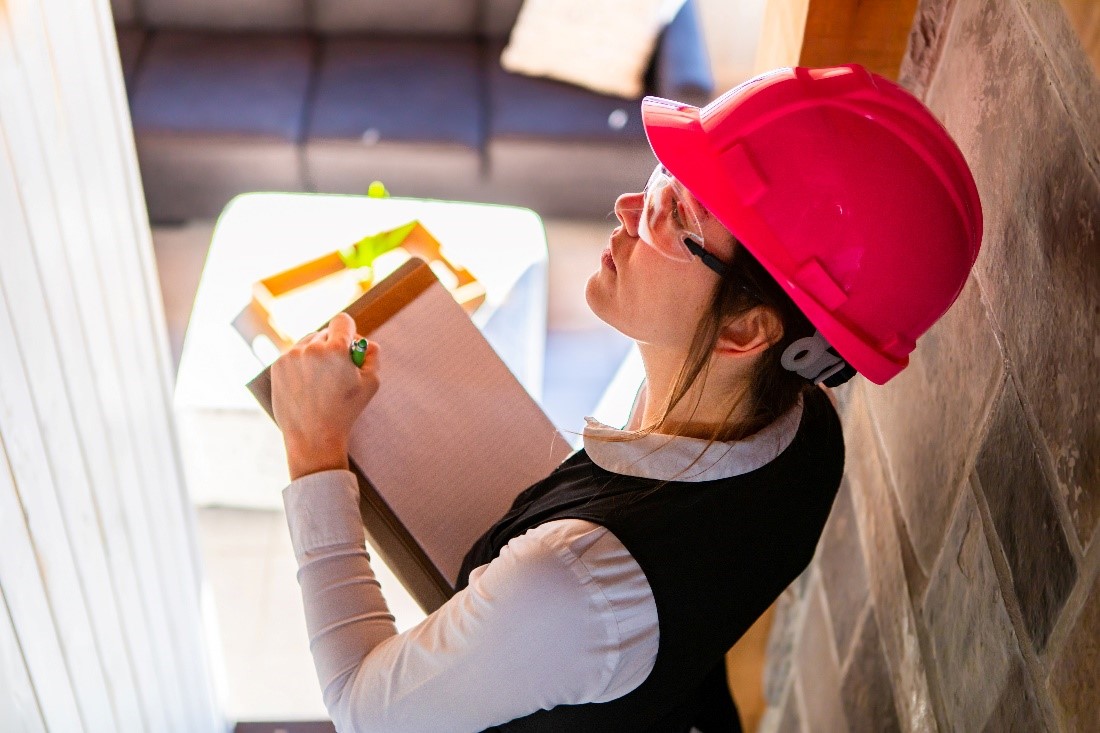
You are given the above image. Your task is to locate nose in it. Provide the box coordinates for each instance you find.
[614,191,645,238]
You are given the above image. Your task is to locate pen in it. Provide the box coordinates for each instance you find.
[350,338,369,367]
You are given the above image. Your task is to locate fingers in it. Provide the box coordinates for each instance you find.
[287,313,376,376]
[356,339,380,370]
[326,312,356,343]
[295,330,323,347]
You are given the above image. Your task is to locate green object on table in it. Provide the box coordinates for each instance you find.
[338,220,419,269]
[367,180,389,198]
[350,338,369,367]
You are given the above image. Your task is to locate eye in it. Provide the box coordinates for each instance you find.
[670,197,685,227]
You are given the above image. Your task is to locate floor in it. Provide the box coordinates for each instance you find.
[153,216,633,721]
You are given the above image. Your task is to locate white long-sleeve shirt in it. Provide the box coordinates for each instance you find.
[282,399,803,732]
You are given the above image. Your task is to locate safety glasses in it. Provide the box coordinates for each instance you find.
[631,165,730,277]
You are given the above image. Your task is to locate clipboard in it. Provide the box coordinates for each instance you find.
[247,258,572,612]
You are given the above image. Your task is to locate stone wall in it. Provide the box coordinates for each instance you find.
[756,1,1099,730]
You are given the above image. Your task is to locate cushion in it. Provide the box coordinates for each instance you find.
[140,0,308,31]
[304,142,485,201]
[313,0,479,36]
[500,0,685,98]
[485,42,655,216]
[114,26,146,92]
[485,140,657,217]
[129,32,314,222]
[136,138,306,222]
[479,0,524,39]
[653,0,715,107]
[130,32,314,141]
[109,0,137,24]
[307,38,483,147]
[487,44,647,142]
[305,39,484,199]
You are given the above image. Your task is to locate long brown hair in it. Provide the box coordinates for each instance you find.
[625,242,817,444]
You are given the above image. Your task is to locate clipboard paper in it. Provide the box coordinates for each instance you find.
[248,258,571,612]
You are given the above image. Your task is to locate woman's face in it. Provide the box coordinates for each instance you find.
[586,176,736,353]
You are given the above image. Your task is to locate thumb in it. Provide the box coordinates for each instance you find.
[327,312,356,343]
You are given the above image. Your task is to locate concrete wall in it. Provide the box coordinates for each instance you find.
[757,0,1099,730]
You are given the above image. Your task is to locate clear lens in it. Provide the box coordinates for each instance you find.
[631,165,706,262]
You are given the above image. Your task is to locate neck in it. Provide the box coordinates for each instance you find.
[635,343,756,440]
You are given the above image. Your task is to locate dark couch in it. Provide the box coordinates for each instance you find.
[112,0,714,223]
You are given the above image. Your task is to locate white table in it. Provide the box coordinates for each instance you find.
[173,193,550,509]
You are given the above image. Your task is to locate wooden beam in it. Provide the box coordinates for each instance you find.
[800,0,920,80]
[755,0,919,81]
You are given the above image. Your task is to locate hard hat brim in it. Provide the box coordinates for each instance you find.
[639,96,709,183]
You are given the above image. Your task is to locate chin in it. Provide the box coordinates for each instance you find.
[584,274,621,329]
[585,277,646,342]
[584,274,609,321]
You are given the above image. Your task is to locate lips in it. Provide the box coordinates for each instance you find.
[601,246,617,272]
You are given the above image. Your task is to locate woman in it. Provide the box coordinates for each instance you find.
[271,64,981,732]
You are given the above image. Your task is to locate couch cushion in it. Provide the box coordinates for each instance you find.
[484,44,655,216]
[305,38,484,199]
[479,0,523,39]
[485,140,657,217]
[487,44,648,142]
[141,0,308,31]
[307,38,483,146]
[109,0,137,24]
[305,142,486,201]
[130,32,314,221]
[313,0,478,36]
[130,32,313,141]
[136,138,307,222]
[654,0,715,107]
[115,26,146,92]
[500,0,676,99]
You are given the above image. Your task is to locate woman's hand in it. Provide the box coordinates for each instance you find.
[272,312,380,480]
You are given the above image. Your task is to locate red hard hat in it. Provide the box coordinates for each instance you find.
[641,65,983,385]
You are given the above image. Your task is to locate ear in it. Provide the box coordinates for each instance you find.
[714,307,783,358]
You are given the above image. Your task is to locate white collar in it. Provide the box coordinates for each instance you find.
[581,397,804,482]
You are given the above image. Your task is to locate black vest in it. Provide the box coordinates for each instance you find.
[456,388,844,732]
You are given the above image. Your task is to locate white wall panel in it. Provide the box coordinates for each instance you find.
[0,584,47,733]
[0,0,224,730]
[0,136,116,732]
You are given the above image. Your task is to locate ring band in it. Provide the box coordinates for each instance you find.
[349,338,369,367]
